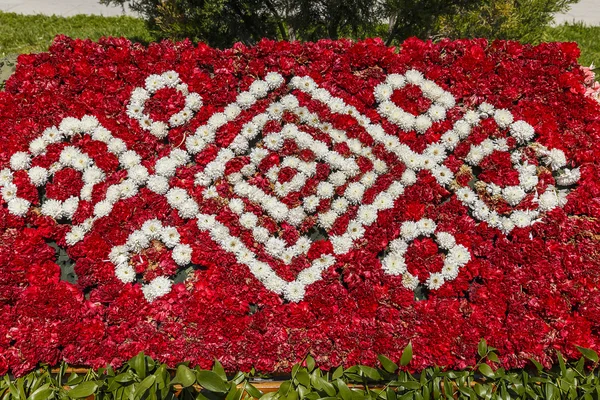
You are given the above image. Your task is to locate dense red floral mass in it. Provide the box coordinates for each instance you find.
[1,35,600,376]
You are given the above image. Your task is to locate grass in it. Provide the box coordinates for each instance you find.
[543,22,600,67]
[0,11,154,57]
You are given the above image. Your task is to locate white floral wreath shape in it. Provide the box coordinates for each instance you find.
[0,69,580,302]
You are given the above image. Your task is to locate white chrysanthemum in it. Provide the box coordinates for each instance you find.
[399,170,416,186]
[543,148,567,170]
[225,198,243,215]
[386,73,406,88]
[114,264,136,283]
[127,165,148,185]
[59,117,83,135]
[405,69,424,84]
[249,80,269,98]
[478,102,494,115]
[456,187,477,204]
[345,182,365,203]
[418,218,436,236]
[556,168,580,186]
[0,168,13,186]
[178,199,199,219]
[42,126,63,143]
[166,187,188,208]
[510,210,533,228]
[72,153,91,171]
[426,272,445,290]
[161,227,181,248]
[402,273,419,290]
[163,70,180,86]
[346,221,365,240]
[144,74,165,91]
[265,72,284,89]
[185,92,202,111]
[389,239,408,254]
[502,186,527,206]
[10,152,31,170]
[303,195,320,213]
[82,165,105,185]
[240,212,258,229]
[185,135,206,154]
[329,198,348,215]
[29,137,47,156]
[447,244,471,266]
[431,165,453,186]
[267,201,288,222]
[172,244,193,266]
[421,80,443,99]
[65,225,86,245]
[141,219,163,239]
[41,199,63,219]
[401,221,419,241]
[150,121,169,138]
[127,230,150,252]
[265,237,286,257]
[357,205,378,225]
[518,173,539,192]
[437,92,456,109]
[538,188,560,211]
[61,197,78,218]
[327,171,347,187]
[509,120,535,143]
[196,214,216,230]
[297,267,322,285]
[472,200,490,221]
[493,109,514,128]
[80,184,93,201]
[382,254,407,275]
[142,276,172,302]
[441,263,460,280]
[107,138,127,154]
[435,231,456,250]
[119,150,141,169]
[146,175,169,195]
[236,92,256,109]
[283,281,305,302]
[318,210,338,229]
[109,245,129,265]
[331,235,353,255]
[374,83,393,102]
[287,207,306,226]
[373,192,394,211]
[1,181,18,201]
[316,181,335,199]
[26,166,48,187]
[91,126,112,143]
[154,157,178,178]
[252,226,270,243]
[465,146,486,165]
[428,105,446,122]
[119,180,138,199]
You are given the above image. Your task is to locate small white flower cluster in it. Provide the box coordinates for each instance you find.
[382,218,471,290]
[127,70,203,138]
[109,219,192,301]
[267,156,316,197]
[373,70,455,133]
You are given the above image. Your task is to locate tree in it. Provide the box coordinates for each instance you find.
[101,0,580,47]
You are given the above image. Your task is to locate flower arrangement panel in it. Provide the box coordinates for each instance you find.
[1,36,600,376]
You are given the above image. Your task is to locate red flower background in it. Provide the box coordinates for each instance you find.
[0,35,600,376]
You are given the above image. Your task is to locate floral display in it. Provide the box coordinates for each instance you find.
[0,35,600,376]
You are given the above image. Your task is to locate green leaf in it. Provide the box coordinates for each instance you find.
[478,339,488,358]
[243,382,263,399]
[129,352,147,379]
[66,381,98,399]
[212,360,227,381]
[28,383,54,400]
[478,363,495,379]
[359,366,382,381]
[296,369,311,388]
[171,365,197,388]
[305,355,316,372]
[336,379,353,400]
[134,375,156,399]
[196,370,229,393]
[400,342,413,367]
[487,352,499,363]
[529,357,544,372]
[332,366,344,380]
[577,346,599,363]
[378,355,398,373]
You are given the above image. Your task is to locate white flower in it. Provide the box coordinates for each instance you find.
[543,148,567,170]
[303,195,320,213]
[447,244,470,266]
[59,117,83,135]
[383,254,407,275]
[414,115,432,133]
[556,168,580,186]
[119,180,138,199]
[297,267,322,285]
[426,273,445,290]
[510,210,533,228]
[287,207,306,226]
[538,188,560,211]
[478,102,494,115]
[155,157,178,177]
[345,182,365,203]
[27,166,48,187]
[65,226,86,245]
[128,165,149,185]
[265,237,286,257]
[166,187,188,208]
[283,281,305,302]
[109,245,129,265]
[431,165,453,185]
[318,210,338,229]
[94,200,113,218]
[357,205,378,225]
[145,74,165,91]
[0,168,13,185]
[114,264,136,283]
[374,83,393,103]
[147,175,169,194]
[440,130,460,150]
[329,171,348,187]
[405,69,424,84]
[142,276,172,302]
[172,244,193,265]
[401,221,419,241]
[252,226,270,243]
[402,273,419,290]
[387,73,406,88]
[401,169,417,185]
[502,186,527,206]
[428,105,446,122]
[119,150,141,169]
[185,92,203,110]
[472,200,490,221]
[141,219,163,239]
[60,197,77,219]
[418,218,436,236]
[510,120,535,143]
[316,182,335,199]
[456,187,477,204]
[29,137,47,156]
[331,235,353,254]
[150,121,169,138]
[435,231,456,250]
[196,214,216,230]
[249,80,269,98]
[346,221,365,240]
[127,230,150,252]
[493,109,514,128]
[10,152,31,170]
[41,199,64,219]
[161,227,180,248]
[82,166,105,185]
[374,192,394,210]
[178,199,199,219]
[441,263,460,280]
[107,138,127,154]
[265,72,284,89]
[42,126,63,143]
[240,212,258,229]
[438,92,456,109]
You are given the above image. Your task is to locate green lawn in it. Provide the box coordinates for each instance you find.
[0,11,154,57]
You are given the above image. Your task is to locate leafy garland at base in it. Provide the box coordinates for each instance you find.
[2,342,600,400]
